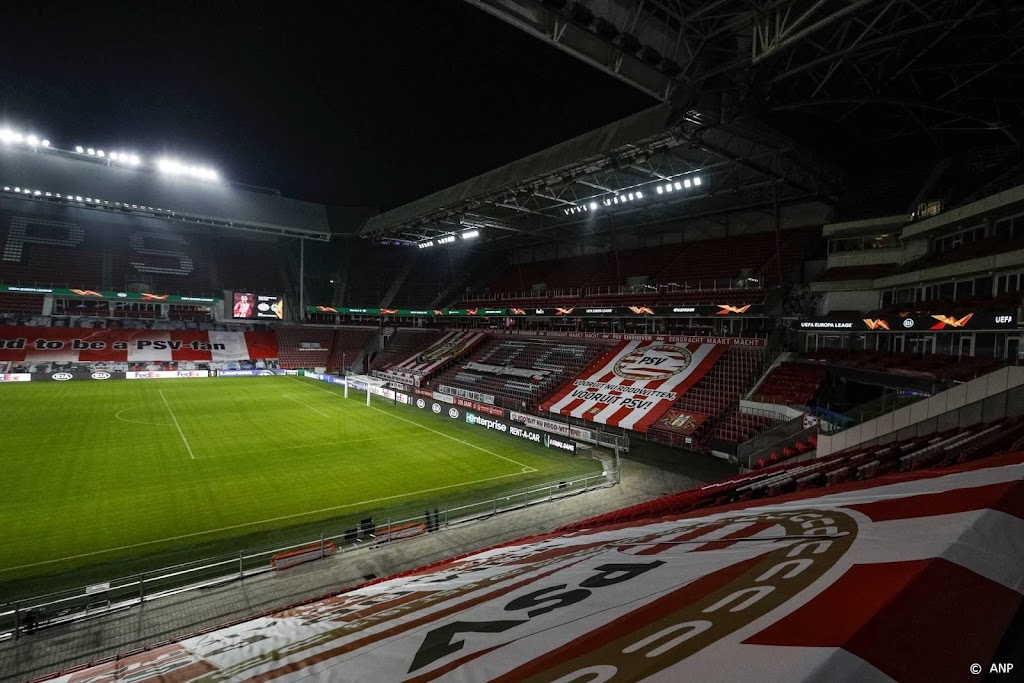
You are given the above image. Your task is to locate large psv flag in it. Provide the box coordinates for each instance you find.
[46,452,1024,683]
[541,339,725,432]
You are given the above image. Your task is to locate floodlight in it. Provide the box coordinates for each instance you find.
[109,152,119,160]
[589,202,597,210]
[636,191,643,199]
[0,129,12,143]
[13,133,23,142]
[613,196,619,204]
[627,193,634,200]
[684,179,691,188]
[2,187,8,191]
[674,182,682,190]
[665,183,673,192]
[41,139,49,147]
[75,146,84,153]
[656,186,663,194]
[97,150,105,158]
[694,176,702,186]
[461,229,479,239]
[33,190,41,196]
[75,196,82,201]
[26,135,39,146]
[87,148,95,155]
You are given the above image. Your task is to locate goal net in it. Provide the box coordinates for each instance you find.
[343,373,388,405]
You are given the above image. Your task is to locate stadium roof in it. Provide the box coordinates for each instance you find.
[360,103,841,245]
[0,145,331,240]
[363,0,1024,247]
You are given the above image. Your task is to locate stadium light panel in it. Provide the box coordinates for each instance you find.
[589,202,597,210]
[674,182,682,190]
[684,178,691,188]
[461,229,479,239]
[41,139,49,147]
[33,190,41,196]
[636,191,643,199]
[656,186,663,194]
[87,148,95,155]
[26,135,39,146]
[13,133,23,143]
[97,150,105,158]
[109,152,119,160]
[665,183,673,192]
[627,193,634,200]
[75,146,84,153]
[694,176,702,186]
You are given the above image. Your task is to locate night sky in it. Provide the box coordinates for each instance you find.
[0,1,654,209]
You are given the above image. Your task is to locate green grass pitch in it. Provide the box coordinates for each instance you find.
[0,376,602,593]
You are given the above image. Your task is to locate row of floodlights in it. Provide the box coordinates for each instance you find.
[74,146,142,166]
[75,148,216,180]
[656,176,701,194]
[0,129,50,148]
[1,127,219,182]
[562,176,702,216]
[2,184,164,212]
[418,229,480,248]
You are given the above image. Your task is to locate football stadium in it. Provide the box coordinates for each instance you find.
[2,2,1024,682]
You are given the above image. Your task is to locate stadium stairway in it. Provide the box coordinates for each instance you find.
[647,346,767,451]
[368,328,446,372]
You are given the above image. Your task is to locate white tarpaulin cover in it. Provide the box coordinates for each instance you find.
[47,452,1024,682]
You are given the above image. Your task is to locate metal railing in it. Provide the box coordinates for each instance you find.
[0,470,615,641]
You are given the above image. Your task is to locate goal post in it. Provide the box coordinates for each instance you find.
[343,373,388,406]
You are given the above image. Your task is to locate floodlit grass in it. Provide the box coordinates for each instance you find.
[0,376,600,590]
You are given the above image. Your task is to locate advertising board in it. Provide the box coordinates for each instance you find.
[126,370,210,379]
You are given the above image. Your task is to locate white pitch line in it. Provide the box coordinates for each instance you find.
[282,392,333,418]
[159,389,195,460]
[0,470,530,573]
[200,435,399,459]
[289,377,537,472]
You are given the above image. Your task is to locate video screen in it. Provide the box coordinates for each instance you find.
[233,292,284,320]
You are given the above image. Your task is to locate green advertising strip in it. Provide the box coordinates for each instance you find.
[0,284,218,304]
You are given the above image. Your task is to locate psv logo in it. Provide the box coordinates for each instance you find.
[613,344,692,381]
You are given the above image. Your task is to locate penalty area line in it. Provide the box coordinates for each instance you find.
[289,376,538,473]
[159,389,195,460]
[0,470,531,573]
